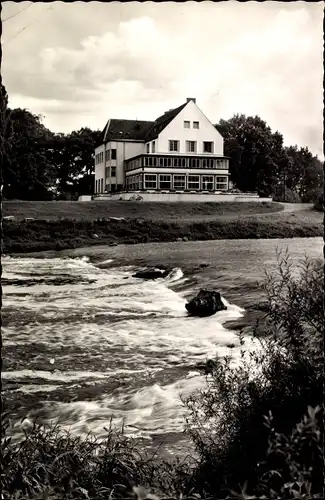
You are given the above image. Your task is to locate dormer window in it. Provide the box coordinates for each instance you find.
[152,141,156,153]
[146,143,150,153]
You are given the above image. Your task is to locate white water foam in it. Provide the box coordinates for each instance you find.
[2,255,249,441]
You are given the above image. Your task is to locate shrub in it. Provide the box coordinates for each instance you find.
[273,188,301,203]
[1,413,190,500]
[313,191,324,212]
[184,251,324,499]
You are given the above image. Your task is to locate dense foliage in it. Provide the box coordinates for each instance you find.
[216,115,323,202]
[0,83,101,200]
[184,252,324,499]
[1,254,324,499]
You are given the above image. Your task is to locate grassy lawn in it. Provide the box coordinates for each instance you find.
[3,201,322,254]
[3,200,284,222]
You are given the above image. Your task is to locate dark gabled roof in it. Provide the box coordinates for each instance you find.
[103,119,154,142]
[101,100,189,143]
[144,102,188,142]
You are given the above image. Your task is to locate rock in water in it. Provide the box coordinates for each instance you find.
[132,269,170,280]
[185,289,227,317]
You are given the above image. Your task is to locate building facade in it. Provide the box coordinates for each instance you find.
[94,98,230,194]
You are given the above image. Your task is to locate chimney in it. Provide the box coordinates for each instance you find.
[186,97,196,103]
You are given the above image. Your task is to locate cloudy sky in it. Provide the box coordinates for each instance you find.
[2,1,323,157]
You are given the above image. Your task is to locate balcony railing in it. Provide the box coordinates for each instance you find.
[124,155,229,172]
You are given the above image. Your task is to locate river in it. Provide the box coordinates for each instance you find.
[2,237,323,456]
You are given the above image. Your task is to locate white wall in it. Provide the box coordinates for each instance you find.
[95,141,145,191]
[96,192,273,203]
[114,141,144,185]
[94,144,105,192]
[157,100,224,155]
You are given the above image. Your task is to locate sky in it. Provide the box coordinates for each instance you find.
[1,1,324,157]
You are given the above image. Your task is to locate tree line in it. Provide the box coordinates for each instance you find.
[1,82,323,202]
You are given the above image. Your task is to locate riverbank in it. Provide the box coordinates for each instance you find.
[3,208,323,254]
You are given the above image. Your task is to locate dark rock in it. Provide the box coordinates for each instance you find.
[199,263,209,268]
[185,289,227,317]
[132,269,170,280]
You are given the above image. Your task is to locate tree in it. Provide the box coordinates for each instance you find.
[2,107,56,200]
[278,146,324,202]
[0,81,13,196]
[48,128,102,197]
[217,114,284,196]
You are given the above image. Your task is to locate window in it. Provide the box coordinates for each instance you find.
[216,159,228,170]
[184,121,190,128]
[186,141,197,153]
[111,149,117,160]
[202,176,214,191]
[130,174,139,190]
[111,166,116,177]
[216,176,228,191]
[105,166,110,178]
[173,157,186,168]
[146,143,150,153]
[100,178,104,192]
[105,150,110,161]
[203,142,214,153]
[188,175,200,190]
[152,142,156,153]
[202,158,215,169]
[159,174,171,190]
[193,121,199,129]
[189,158,200,168]
[144,174,157,189]
[145,156,157,166]
[164,157,172,167]
[169,140,179,152]
[173,175,186,190]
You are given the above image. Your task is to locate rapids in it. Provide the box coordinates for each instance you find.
[2,237,323,454]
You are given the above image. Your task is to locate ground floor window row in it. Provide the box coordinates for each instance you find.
[125,174,229,191]
[125,156,228,171]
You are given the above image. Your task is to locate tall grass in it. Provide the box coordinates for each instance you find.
[1,415,191,500]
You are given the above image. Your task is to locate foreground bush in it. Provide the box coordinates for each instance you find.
[184,252,324,499]
[1,416,190,500]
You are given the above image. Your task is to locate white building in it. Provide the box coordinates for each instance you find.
[94,98,229,195]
